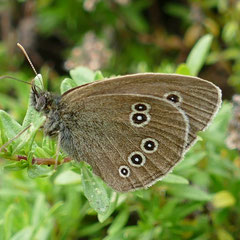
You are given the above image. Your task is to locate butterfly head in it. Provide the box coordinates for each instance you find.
[31,84,55,114]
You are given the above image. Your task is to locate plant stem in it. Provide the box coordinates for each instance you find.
[1,155,72,165]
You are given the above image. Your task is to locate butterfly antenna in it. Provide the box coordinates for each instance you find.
[17,43,44,90]
[17,43,38,76]
[0,75,32,86]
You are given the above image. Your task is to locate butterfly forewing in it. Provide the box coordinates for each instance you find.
[60,94,189,192]
[62,73,221,149]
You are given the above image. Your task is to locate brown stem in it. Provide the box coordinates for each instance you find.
[17,155,72,165]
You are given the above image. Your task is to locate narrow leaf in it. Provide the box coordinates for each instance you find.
[107,209,129,235]
[31,194,46,226]
[81,163,110,215]
[168,185,212,201]
[98,192,118,222]
[11,227,34,240]
[161,173,189,184]
[186,34,213,76]
[174,152,206,171]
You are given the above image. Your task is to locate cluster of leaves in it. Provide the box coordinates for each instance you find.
[0,34,240,239]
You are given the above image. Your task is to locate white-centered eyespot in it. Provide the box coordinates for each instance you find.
[128,151,146,167]
[119,165,130,178]
[131,102,151,112]
[141,138,158,153]
[129,112,151,127]
[164,91,182,106]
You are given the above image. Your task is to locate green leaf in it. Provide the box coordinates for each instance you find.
[46,201,64,217]
[22,74,45,129]
[98,192,118,223]
[34,146,52,158]
[78,220,111,237]
[173,202,203,220]
[27,165,54,178]
[0,110,30,154]
[168,185,212,201]
[174,151,206,171]
[31,194,46,226]
[107,209,129,235]
[11,227,34,240]
[175,63,191,75]
[161,173,189,184]
[4,204,15,240]
[157,199,179,219]
[222,21,238,43]
[80,163,110,215]
[54,170,82,185]
[94,71,104,81]
[3,160,28,171]
[70,67,95,85]
[11,130,37,155]
[60,67,96,94]
[186,34,213,76]
[0,110,21,139]
[60,78,77,94]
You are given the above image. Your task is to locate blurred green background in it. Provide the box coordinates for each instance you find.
[0,0,240,239]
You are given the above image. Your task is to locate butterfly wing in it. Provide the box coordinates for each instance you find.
[60,94,189,192]
[62,73,221,149]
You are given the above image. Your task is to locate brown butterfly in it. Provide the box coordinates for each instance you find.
[31,73,221,192]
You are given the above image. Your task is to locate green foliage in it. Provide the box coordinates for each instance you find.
[0,0,239,238]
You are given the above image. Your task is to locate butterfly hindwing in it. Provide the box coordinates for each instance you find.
[60,94,189,192]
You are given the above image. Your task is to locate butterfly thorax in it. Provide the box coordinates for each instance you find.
[31,86,62,137]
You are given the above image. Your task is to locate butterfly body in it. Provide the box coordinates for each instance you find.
[31,73,221,192]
